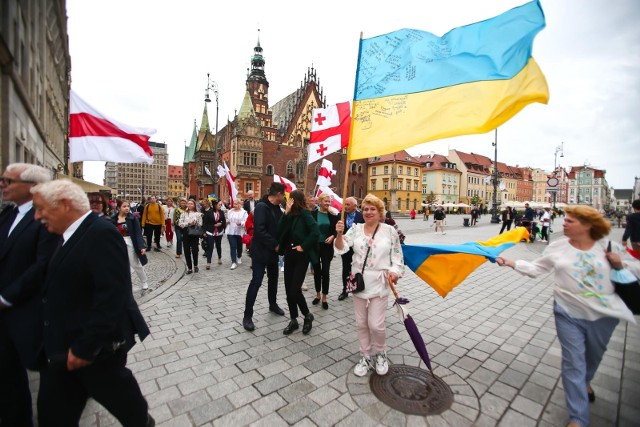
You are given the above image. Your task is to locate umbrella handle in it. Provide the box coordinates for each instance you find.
[388,275,399,300]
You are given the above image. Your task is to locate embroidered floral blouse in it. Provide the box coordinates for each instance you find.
[514,238,638,324]
[334,223,404,299]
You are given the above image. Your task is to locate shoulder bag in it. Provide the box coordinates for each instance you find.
[607,241,640,314]
[346,224,379,293]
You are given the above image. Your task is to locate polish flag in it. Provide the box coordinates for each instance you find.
[308,102,351,164]
[217,162,239,206]
[316,159,335,188]
[69,91,156,164]
[274,174,297,196]
[316,186,343,211]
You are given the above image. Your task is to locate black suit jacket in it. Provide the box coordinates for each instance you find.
[250,196,283,264]
[41,213,149,365]
[0,206,60,368]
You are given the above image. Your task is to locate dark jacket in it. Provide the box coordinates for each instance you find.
[501,210,513,223]
[0,206,60,368]
[623,212,640,243]
[277,209,320,264]
[202,208,226,235]
[434,210,446,221]
[344,209,364,232]
[250,195,283,264]
[41,213,149,364]
[108,213,146,264]
[524,207,535,221]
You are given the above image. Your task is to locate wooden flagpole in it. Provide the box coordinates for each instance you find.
[341,32,364,222]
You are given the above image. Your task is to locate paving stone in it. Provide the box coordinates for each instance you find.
[277,396,320,424]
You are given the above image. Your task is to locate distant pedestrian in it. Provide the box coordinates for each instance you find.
[164,198,175,248]
[141,196,165,252]
[178,199,202,274]
[226,198,248,270]
[243,190,255,214]
[173,198,187,259]
[434,207,446,235]
[540,207,551,243]
[242,182,287,332]
[410,209,416,220]
[470,206,479,226]
[500,206,514,234]
[622,199,640,254]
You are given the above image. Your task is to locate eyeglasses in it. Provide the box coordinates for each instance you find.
[89,200,103,205]
[0,177,35,185]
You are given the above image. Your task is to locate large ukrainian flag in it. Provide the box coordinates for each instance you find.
[349,0,548,160]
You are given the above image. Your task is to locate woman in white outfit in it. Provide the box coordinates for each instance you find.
[334,194,404,377]
[226,198,248,270]
[109,200,149,290]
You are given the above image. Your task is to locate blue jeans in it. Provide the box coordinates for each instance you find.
[554,302,618,427]
[227,235,243,264]
[243,259,279,320]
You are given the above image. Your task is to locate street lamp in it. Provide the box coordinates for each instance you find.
[490,128,500,223]
[205,73,219,196]
[552,142,564,208]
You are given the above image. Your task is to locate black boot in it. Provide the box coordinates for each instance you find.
[302,313,314,335]
[283,320,299,335]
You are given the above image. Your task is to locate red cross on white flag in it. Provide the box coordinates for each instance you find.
[316,159,335,188]
[308,102,351,164]
[316,186,343,211]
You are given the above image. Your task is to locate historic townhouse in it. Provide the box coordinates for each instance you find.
[368,151,422,213]
[414,153,461,205]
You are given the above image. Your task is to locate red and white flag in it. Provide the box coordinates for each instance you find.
[308,102,351,164]
[274,174,297,197]
[316,159,336,188]
[217,162,239,206]
[316,186,343,211]
[69,91,156,164]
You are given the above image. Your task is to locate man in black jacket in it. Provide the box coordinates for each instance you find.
[242,182,286,331]
[0,163,59,427]
[623,199,640,253]
[31,180,153,427]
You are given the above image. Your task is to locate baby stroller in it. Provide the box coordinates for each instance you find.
[514,215,539,242]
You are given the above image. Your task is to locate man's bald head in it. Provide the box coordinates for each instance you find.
[344,197,358,213]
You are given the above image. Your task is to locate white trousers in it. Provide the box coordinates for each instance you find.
[125,236,148,285]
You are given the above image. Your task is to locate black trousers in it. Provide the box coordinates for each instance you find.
[0,326,33,427]
[182,233,199,269]
[313,242,334,295]
[243,259,279,320]
[499,220,513,234]
[341,248,355,294]
[284,248,310,319]
[38,350,148,427]
[144,224,162,248]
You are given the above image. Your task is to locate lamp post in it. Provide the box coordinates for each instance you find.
[490,128,500,223]
[204,73,219,196]
[552,142,564,208]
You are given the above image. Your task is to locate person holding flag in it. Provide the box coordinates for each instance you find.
[310,193,339,310]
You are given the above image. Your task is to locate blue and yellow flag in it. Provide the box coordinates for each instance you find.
[349,0,548,160]
[403,228,530,297]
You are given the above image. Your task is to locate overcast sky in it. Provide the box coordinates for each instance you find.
[66,0,639,191]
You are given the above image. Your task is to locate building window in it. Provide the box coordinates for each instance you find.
[266,164,274,175]
[372,167,377,176]
[414,182,418,191]
[384,166,389,175]
[406,182,410,191]
[398,166,403,175]
[286,161,294,176]
[245,182,253,193]
[371,180,376,191]
[414,168,418,176]
[351,162,357,173]
[383,180,388,190]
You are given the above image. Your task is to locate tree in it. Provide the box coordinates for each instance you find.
[470,195,482,206]
[425,191,437,206]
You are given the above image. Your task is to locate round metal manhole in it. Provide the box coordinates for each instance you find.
[369,365,453,416]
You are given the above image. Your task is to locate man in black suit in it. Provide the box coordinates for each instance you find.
[0,163,59,427]
[243,190,255,214]
[338,197,365,301]
[31,180,153,427]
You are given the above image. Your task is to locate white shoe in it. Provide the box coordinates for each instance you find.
[375,352,389,375]
[280,266,284,272]
[237,258,242,265]
[354,356,373,377]
[442,232,446,235]
[540,239,547,243]
[230,263,237,270]
[142,283,149,290]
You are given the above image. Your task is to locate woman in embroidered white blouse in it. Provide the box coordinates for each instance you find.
[497,205,639,427]
[335,194,404,378]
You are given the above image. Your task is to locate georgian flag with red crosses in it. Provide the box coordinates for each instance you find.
[308,102,351,164]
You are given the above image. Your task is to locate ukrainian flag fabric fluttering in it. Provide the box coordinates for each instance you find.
[403,228,530,298]
[349,0,549,160]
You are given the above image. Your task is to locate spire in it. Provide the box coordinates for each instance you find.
[247,28,267,84]
[183,120,198,163]
[199,103,210,133]
[238,90,257,120]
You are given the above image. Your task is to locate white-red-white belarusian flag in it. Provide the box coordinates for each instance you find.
[69,91,156,164]
[307,102,351,164]
[274,174,297,198]
[316,159,335,188]
[217,162,239,207]
[316,186,343,211]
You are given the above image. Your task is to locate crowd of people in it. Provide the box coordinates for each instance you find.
[1,161,639,427]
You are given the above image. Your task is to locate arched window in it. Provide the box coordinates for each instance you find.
[351,162,357,173]
[358,165,363,174]
[286,161,294,176]
[266,164,274,176]
[314,164,321,178]
[296,161,305,177]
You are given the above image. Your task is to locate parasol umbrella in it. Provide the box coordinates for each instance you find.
[387,276,434,376]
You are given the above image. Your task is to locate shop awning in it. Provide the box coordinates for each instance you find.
[55,173,113,194]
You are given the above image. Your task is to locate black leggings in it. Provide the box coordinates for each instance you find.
[283,248,310,320]
[183,234,199,269]
[313,242,334,295]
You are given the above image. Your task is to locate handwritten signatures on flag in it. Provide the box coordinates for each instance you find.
[354,97,408,130]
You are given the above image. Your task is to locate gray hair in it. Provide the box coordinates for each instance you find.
[6,163,52,183]
[31,180,90,211]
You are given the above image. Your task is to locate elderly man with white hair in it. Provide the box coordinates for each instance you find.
[0,163,59,427]
[31,180,154,427]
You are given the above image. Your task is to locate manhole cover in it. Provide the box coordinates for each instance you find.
[369,365,453,416]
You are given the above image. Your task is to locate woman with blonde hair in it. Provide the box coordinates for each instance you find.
[311,193,338,309]
[226,197,248,270]
[496,205,639,427]
[178,199,203,274]
[335,194,404,377]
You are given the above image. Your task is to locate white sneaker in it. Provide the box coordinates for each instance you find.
[237,258,242,265]
[540,239,547,243]
[280,266,284,272]
[354,356,373,377]
[442,232,446,235]
[230,263,237,270]
[375,352,389,375]
[142,283,149,290]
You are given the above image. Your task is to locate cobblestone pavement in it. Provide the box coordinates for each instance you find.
[31,215,639,426]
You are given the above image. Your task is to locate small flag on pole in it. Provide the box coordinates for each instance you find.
[315,159,335,188]
[308,102,351,164]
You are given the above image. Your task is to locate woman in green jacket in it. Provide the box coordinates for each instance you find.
[277,190,320,335]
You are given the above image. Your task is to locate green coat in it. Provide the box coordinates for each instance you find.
[277,209,320,265]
